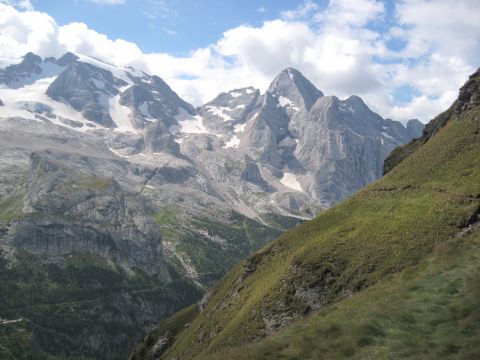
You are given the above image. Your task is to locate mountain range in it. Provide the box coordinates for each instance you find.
[0,52,423,359]
[130,69,480,360]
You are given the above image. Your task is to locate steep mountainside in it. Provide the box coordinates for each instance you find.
[0,52,422,358]
[202,229,480,360]
[131,70,480,360]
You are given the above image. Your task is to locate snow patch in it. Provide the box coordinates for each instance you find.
[77,54,133,84]
[245,88,254,94]
[0,75,95,131]
[109,95,134,131]
[224,135,240,148]
[205,106,232,121]
[230,91,242,98]
[278,96,297,110]
[234,123,246,133]
[244,112,258,127]
[5,61,65,89]
[278,95,292,106]
[381,131,395,141]
[174,107,210,134]
[235,104,246,109]
[280,173,302,192]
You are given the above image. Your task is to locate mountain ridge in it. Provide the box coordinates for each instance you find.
[0,51,424,287]
[130,68,480,360]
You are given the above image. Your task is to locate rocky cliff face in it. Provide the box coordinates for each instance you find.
[46,61,124,127]
[211,68,423,206]
[0,52,44,87]
[10,151,170,279]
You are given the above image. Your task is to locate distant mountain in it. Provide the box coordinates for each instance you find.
[130,69,480,360]
[0,52,422,359]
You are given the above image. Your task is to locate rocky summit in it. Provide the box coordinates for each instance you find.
[0,52,422,359]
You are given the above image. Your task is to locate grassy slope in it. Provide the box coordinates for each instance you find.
[206,227,480,359]
[146,101,480,359]
[154,206,302,288]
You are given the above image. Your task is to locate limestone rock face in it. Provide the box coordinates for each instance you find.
[142,121,180,155]
[0,52,43,87]
[229,70,421,206]
[9,151,170,279]
[240,156,270,191]
[199,86,260,136]
[46,62,124,127]
[406,119,424,138]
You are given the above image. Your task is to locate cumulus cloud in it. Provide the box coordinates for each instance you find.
[0,0,479,123]
[390,91,457,122]
[0,5,66,58]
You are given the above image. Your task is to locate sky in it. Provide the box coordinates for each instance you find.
[0,0,479,123]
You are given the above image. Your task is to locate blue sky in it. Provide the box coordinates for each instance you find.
[32,0,404,56]
[1,0,479,122]
[32,0,329,55]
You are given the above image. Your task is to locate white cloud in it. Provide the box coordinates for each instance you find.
[281,0,319,20]
[0,5,65,58]
[0,1,479,123]
[377,0,480,121]
[58,22,145,66]
[389,91,457,122]
[257,7,266,13]
[395,0,480,63]
[314,0,385,27]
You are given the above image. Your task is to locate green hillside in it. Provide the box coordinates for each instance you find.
[204,223,480,360]
[131,70,480,360]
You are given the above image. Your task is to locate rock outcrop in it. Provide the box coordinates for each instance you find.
[9,151,170,279]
